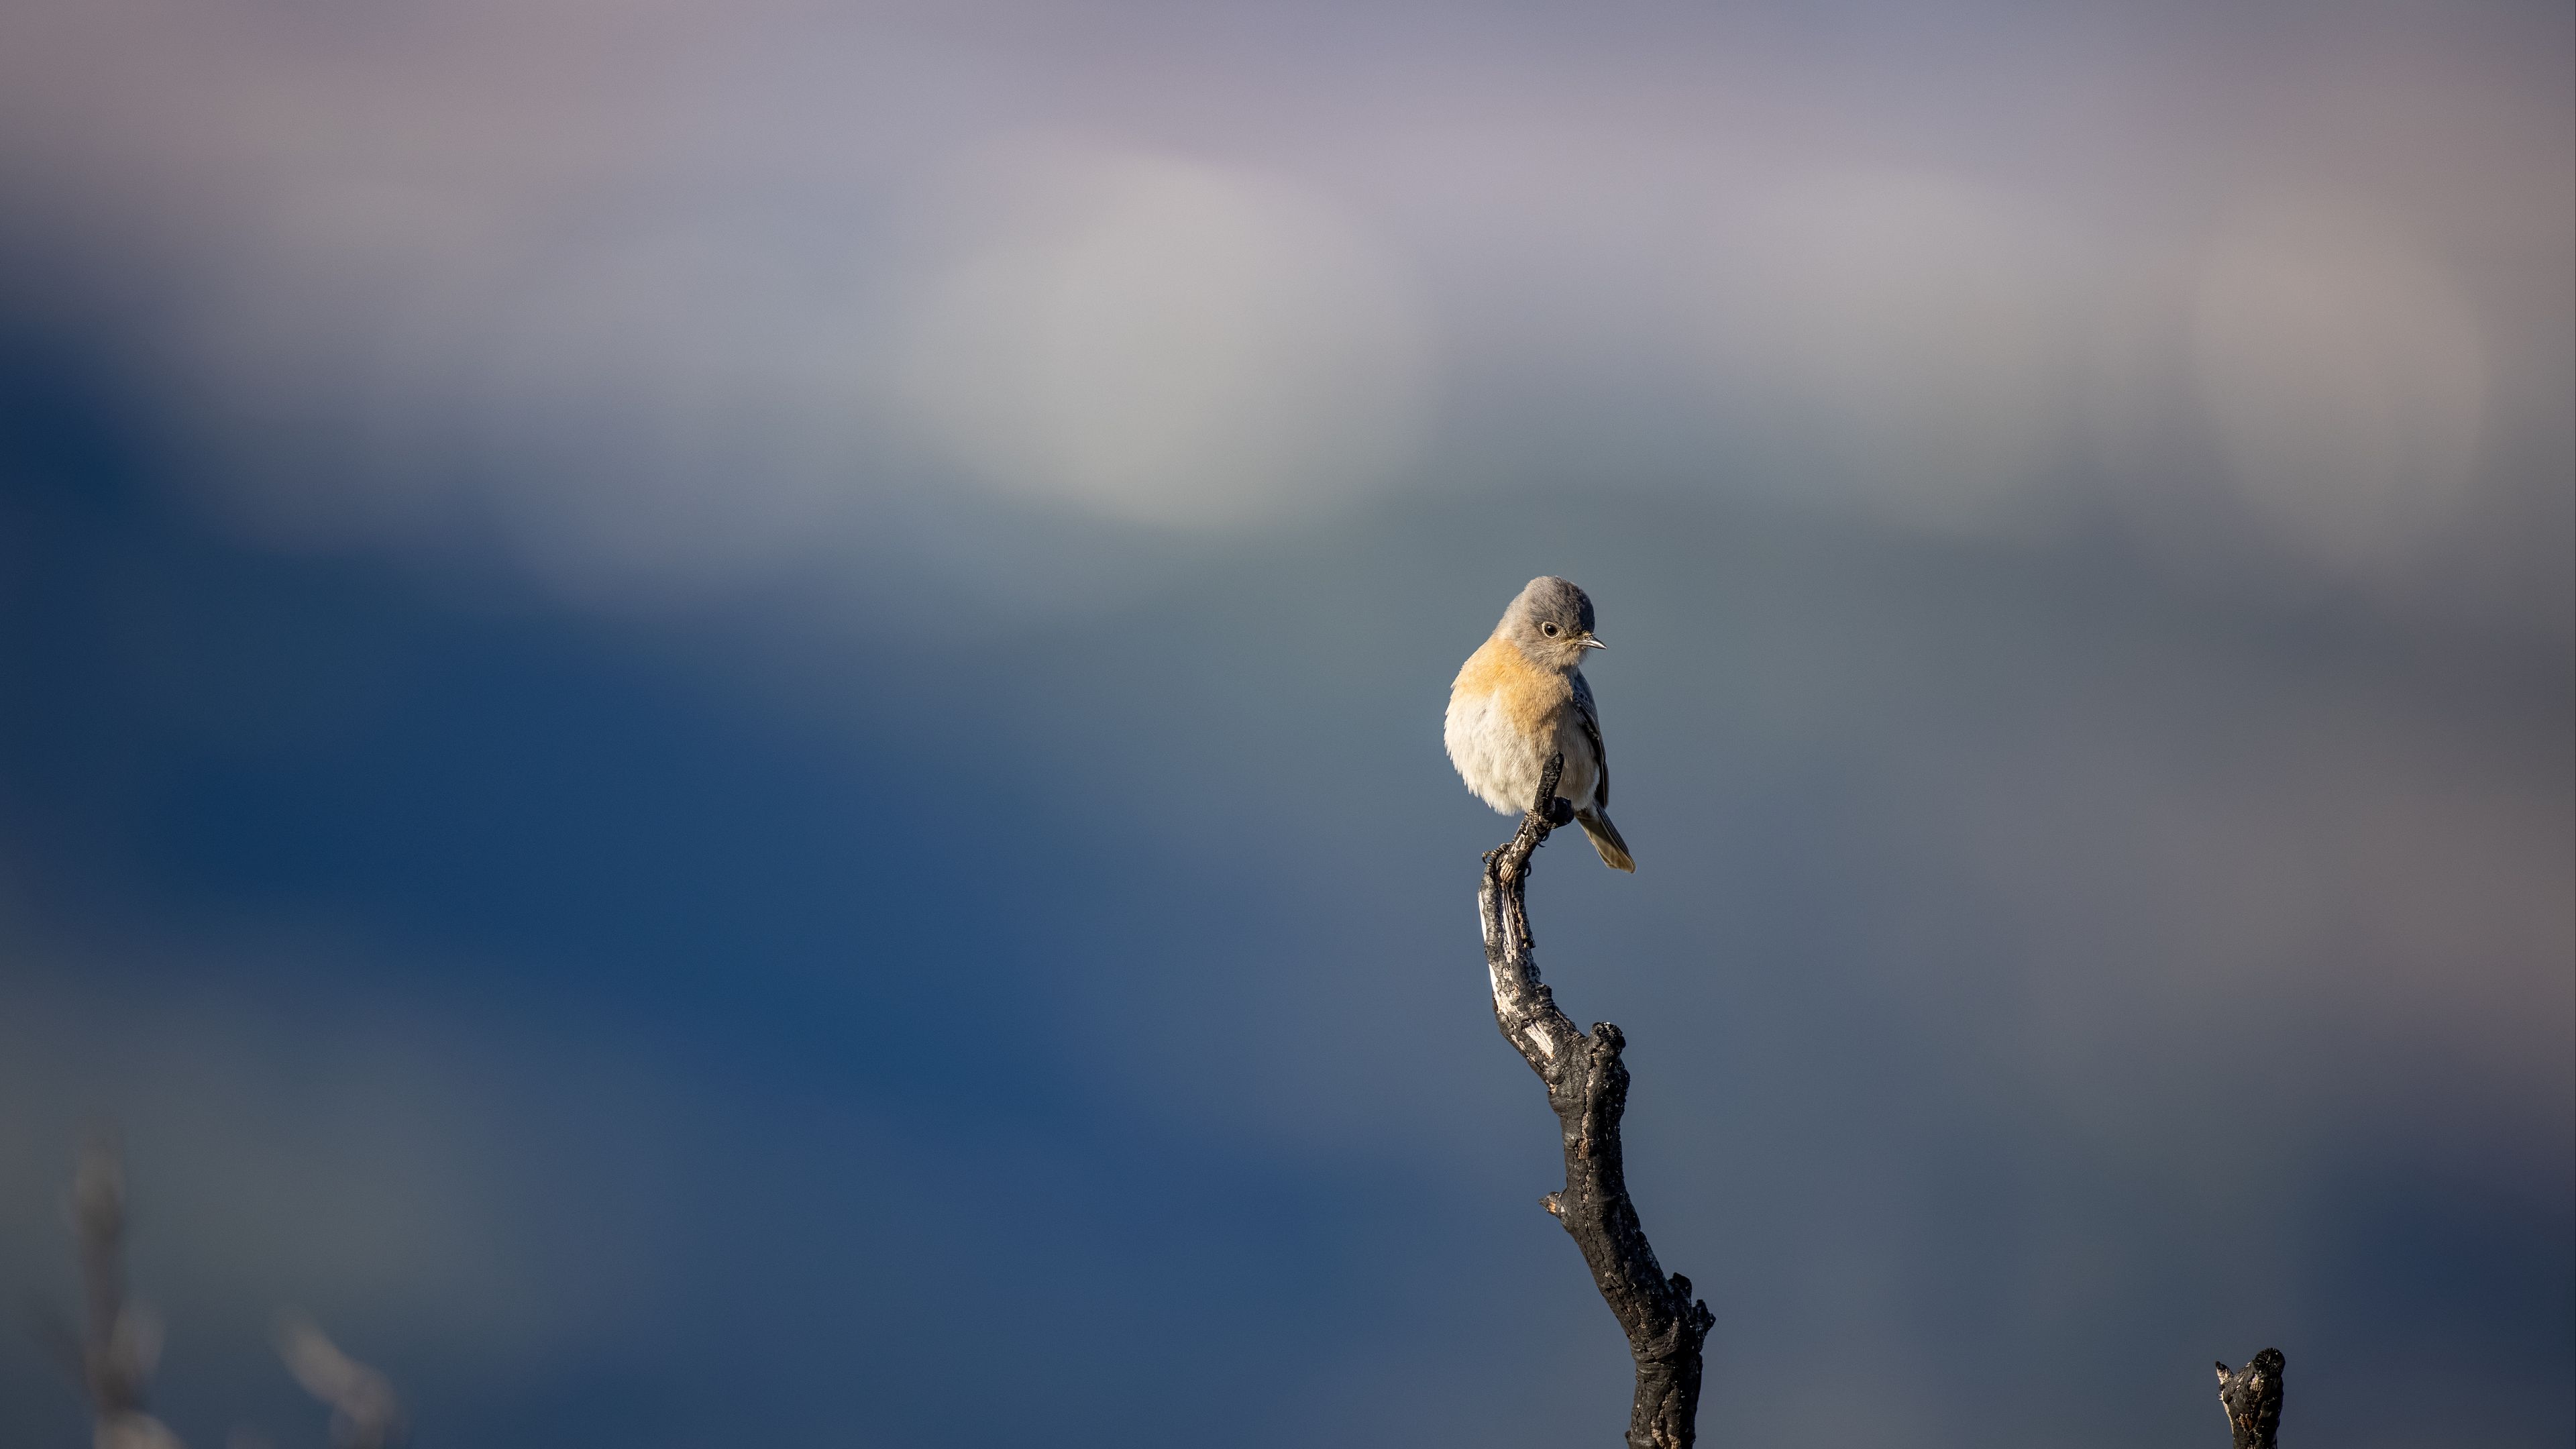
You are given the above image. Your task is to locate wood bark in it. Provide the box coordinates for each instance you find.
[2216,1348,2285,1448]
[1478,751,1714,1449]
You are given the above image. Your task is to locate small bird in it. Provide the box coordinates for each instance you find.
[1445,576,1635,871]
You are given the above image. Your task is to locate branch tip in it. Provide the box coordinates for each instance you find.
[2216,1348,2286,1449]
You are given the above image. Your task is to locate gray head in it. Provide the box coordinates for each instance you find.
[1499,576,1605,669]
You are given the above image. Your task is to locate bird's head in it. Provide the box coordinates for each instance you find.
[1500,576,1605,670]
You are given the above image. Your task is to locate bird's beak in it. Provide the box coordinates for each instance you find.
[1583,635,1608,650]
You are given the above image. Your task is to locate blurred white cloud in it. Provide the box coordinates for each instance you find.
[463,216,887,596]
[2191,199,2488,573]
[1695,172,2081,533]
[892,144,1434,529]
[0,0,2562,630]
[169,178,898,602]
[160,145,1433,602]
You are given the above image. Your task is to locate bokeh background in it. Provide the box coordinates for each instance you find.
[1,1,2569,1444]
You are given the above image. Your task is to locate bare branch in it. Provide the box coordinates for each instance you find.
[62,1134,186,1449]
[1480,751,1715,1448]
[2215,1348,2284,1448]
[278,1314,407,1449]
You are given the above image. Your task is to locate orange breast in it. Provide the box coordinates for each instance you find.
[1451,633,1570,743]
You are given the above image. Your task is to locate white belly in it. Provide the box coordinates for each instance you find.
[1444,688,1599,817]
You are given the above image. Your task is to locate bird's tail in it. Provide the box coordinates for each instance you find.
[1575,808,1635,872]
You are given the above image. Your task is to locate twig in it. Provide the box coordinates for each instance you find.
[278,1313,407,1449]
[1479,751,1714,1448]
[2215,1348,2284,1448]
[64,1135,184,1448]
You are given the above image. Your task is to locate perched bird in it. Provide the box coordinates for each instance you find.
[1444,576,1635,871]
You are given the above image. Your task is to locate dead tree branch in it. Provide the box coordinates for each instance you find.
[1479,751,1714,1449]
[64,1136,185,1449]
[2216,1348,2284,1448]
[278,1313,407,1449]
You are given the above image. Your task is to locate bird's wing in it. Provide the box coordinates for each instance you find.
[1572,670,1608,809]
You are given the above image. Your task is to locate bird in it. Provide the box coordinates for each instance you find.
[1444,576,1635,871]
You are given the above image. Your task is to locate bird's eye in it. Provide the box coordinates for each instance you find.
[1542,623,1560,637]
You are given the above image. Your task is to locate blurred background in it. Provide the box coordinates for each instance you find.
[0,1,2568,1444]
